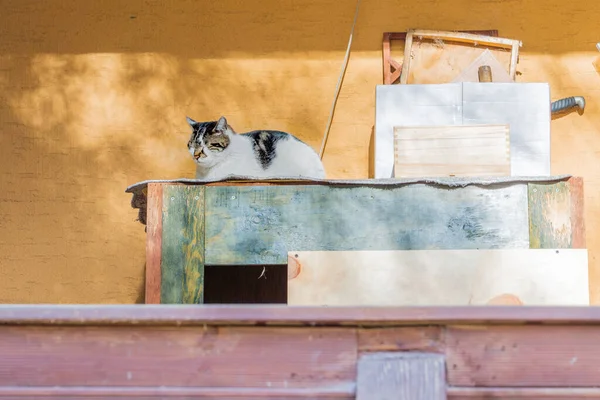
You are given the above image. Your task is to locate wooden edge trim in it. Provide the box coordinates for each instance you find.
[383,32,392,84]
[448,387,600,397]
[399,31,413,84]
[358,326,446,353]
[385,30,499,40]
[0,386,355,397]
[509,42,520,79]
[409,29,521,48]
[4,305,600,326]
[568,177,586,248]
[145,183,163,304]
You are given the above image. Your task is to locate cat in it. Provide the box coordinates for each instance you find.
[186,115,326,180]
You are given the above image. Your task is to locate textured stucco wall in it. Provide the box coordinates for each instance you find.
[1,0,599,303]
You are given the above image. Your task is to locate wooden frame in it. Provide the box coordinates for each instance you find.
[127,176,586,305]
[382,30,499,85]
[399,29,522,84]
[2,304,600,398]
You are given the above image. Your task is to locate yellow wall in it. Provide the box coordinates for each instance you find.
[1,0,599,303]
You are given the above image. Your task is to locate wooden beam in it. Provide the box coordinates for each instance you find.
[0,325,357,388]
[4,305,600,326]
[446,325,600,387]
[358,327,445,353]
[448,387,600,398]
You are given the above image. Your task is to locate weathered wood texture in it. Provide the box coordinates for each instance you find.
[382,30,499,85]
[446,325,600,387]
[529,177,586,248]
[204,183,531,265]
[400,29,521,84]
[0,325,356,389]
[4,306,600,397]
[287,249,589,306]
[356,352,447,400]
[447,387,600,399]
[7,304,600,325]
[358,327,445,353]
[393,125,510,177]
[145,183,163,304]
[160,185,205,304]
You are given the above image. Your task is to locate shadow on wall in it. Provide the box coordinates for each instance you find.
[0,52,330,303]
[1,0,600,303]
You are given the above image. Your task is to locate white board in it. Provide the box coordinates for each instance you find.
[287,249,589,306]
[374,83,551,178]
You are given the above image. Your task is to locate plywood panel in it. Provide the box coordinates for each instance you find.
[287,249,589,306]
[394,124,510,177]
[204,183,530,265]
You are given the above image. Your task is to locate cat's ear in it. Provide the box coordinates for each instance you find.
[215,116,228,132]
[186,116,197,131]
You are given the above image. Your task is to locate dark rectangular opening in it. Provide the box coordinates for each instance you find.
[203,264,287,304]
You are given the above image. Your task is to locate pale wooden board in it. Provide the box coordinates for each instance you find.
[356,352,446,400]
[204,184,530,265]
[394,124,510,178]
[287,249,589,306]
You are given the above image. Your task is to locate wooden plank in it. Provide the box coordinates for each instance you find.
[0,325,356,388]
[0,386,355,398]
[145,183,163,304]
[356,352,446,400]
[204,184,530,265]
[383,32,392,84]
[6,305,600,326]
[569,177,587,248]
[161,185,204,304]
[358,327,445,353]
[394,125,510,177]
[410,29,521,49]
[529,178,586,248]
[399,31,413,84]
[446,325,600,387]
[287,249,589,306]
[448,387,600,399]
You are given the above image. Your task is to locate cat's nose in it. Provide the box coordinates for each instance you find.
[194,149,205,159]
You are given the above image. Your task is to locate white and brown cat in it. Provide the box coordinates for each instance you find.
[186,116,326,180]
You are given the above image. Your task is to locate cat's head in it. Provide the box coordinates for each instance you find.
[186,116,233,167]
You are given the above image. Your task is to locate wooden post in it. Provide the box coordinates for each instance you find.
[145,183,163,304]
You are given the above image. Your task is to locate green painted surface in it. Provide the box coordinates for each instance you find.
[204,183,531,265]
[160,185,205,304]
[528,181,572,249]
